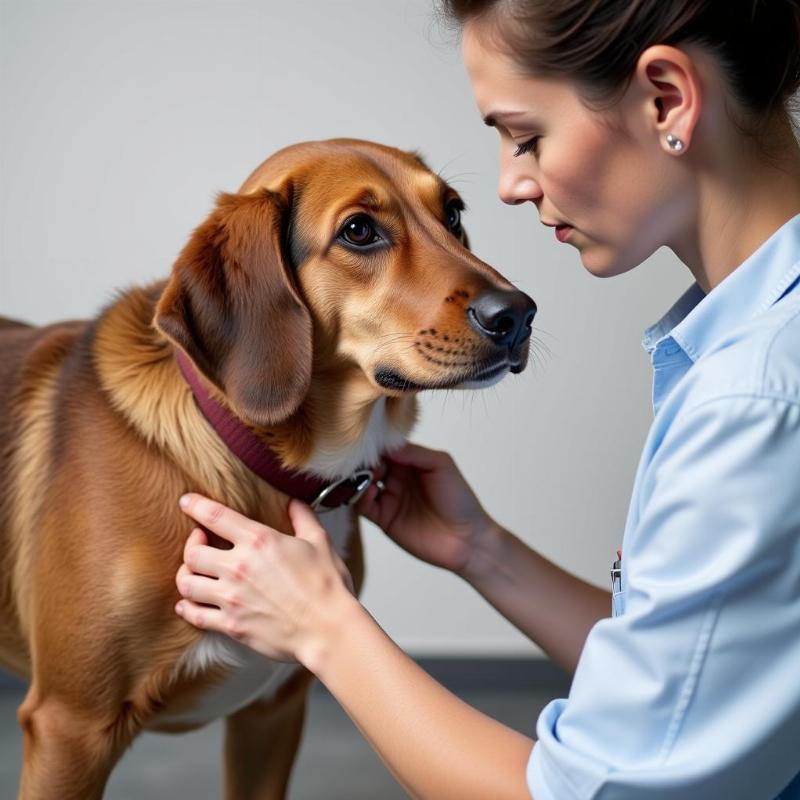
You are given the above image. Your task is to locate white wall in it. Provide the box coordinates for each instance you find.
[0,0,690,656]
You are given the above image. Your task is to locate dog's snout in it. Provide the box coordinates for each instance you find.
[467,289,537,348]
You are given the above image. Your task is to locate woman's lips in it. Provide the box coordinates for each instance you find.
[555,225,573,243]
[542,219,574,243]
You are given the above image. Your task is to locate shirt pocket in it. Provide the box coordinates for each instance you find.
[612,588,627,617]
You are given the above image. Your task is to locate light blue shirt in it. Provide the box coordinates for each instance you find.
[528,214,800,800]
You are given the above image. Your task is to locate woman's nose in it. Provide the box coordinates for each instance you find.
[497,161,543,206]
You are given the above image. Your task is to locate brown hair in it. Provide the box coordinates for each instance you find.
[438,0,800,135]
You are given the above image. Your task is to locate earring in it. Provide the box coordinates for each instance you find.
[666,133,685,152]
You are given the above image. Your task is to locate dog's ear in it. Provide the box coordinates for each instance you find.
[154,187,312,428]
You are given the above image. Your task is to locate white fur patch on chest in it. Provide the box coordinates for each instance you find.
[303,396,407,480]
[150,506,353,729]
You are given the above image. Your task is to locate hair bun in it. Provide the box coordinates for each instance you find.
[440,0,800,129]
[730,0,800,114]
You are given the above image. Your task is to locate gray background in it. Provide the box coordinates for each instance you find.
[0,0,689,658]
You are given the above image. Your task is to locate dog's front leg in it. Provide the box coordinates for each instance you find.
[223,667,315,800]
[16,687,134,800]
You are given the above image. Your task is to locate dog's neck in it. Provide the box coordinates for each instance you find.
[274,364,415,481]
[93,284,416,504]
[174,348,410,505]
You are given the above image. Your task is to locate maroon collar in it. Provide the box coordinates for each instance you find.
[175,350,375,511]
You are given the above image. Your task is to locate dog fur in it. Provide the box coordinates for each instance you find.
[0,138,532,799]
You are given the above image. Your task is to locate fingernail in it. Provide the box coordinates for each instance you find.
[175,601,184,615]
[179,495,191,508]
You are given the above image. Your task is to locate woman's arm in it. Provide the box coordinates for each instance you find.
[174,495,534,800]
[309,592,534,800]
[460,523,611,674]
[356,443,610,673]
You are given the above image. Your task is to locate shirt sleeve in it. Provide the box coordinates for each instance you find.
[528,394,800,800]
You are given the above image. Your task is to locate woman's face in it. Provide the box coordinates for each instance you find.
[462,21,690,277]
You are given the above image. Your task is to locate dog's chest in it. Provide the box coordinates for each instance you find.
[148,505,353,730]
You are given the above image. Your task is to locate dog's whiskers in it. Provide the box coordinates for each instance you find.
[372,334,417,358]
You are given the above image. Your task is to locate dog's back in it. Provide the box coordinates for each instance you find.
[0,317,90,676]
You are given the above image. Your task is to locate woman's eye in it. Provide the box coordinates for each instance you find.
[445,200,464,235]
[514,136,540,158]
[340,215,380,247]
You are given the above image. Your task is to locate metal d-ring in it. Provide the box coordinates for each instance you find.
[310,469,374,512]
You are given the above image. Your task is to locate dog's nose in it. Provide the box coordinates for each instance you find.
[468,289,537,349]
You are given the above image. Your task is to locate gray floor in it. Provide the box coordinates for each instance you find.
[0,663,570,799]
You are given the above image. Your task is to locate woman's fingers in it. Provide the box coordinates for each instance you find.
[385,442,451,471]
[287,500,329,546]
[183,542,230,578]
[356,483,380,517]
[182,527,207,560]
[179,493,263,546]
[176,562,222,606]
[286,501,354,592]
[356,482,388,522]
[356,469,403,525]
[175,598,229,635]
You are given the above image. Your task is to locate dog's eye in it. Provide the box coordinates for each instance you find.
[445,199,464,236]
[340,215,381,247]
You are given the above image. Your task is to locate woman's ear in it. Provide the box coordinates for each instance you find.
[635,44,703,155]
[154,187,313,428]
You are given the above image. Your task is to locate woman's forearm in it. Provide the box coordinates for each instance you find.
[305,595,534,800]
[461,525,611,673]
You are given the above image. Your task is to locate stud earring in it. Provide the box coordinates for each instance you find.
[666,133,685,152]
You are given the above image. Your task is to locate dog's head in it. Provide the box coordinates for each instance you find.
[154,139,536,429]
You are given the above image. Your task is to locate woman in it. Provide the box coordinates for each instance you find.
[174,1,800,797]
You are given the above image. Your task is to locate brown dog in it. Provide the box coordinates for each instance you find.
[0,138,536,799]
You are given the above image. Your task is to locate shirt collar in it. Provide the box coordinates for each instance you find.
[643,213,800,361]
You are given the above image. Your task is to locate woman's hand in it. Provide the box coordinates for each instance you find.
[357,443,499,578]
[174,494,358,666]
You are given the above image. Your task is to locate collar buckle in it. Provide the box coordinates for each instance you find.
[310,469,374,512]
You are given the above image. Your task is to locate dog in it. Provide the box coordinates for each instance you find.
[0,138,536,799]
